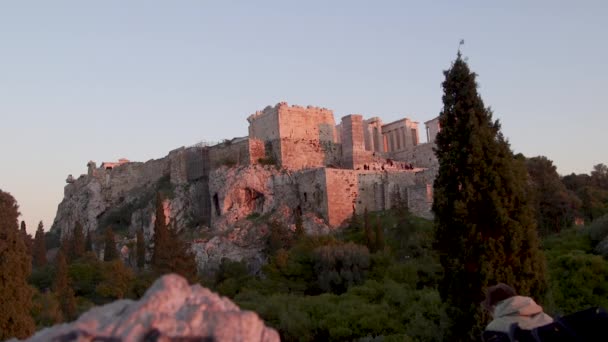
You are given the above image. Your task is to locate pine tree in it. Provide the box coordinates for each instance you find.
[433,53,547,340]
[375,216,385,252]
[84,229,93,252]
[53,250,76,321]
[69,221,85,261]
[136,229,145,269]
[19,220,33,255]
[151,193,196,281]
[33,221,47,268]
[0,189,35,339]
[363,208,375,252]
[103,227,119,261]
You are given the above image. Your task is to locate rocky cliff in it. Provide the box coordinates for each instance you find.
[51,146,329,273]
[20,274,279,342]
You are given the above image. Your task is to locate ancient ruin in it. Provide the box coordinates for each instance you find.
[58,102,440,233]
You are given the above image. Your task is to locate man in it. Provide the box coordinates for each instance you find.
[483,283,553,338]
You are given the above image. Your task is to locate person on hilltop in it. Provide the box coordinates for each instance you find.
[482,283,553,341]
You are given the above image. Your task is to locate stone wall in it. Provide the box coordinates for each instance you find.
[248,105,280,141]
[325,169,359,227]
[277,103,336,142]
[390,142,438,169]
[208,137,251,169]
[340,115,367,169]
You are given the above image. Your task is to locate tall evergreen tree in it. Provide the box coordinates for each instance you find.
[0,190,35,339]
[19,220,33,255]
[363,208,375,252]
[53,250,76,321]
[33,221,47,268]
[84,229,93,252]
[69,221,85,261]
[433,53,547,340]
[375,216,385,252]
[103,227,119,261]
[151,193,196,281]
[526,155,581,234]
[136,229,145,269]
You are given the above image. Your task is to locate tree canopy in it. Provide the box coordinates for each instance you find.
[0,190,35,339]
[432,54,547,340]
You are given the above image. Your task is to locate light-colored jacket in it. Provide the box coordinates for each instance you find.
[486,296,554,333]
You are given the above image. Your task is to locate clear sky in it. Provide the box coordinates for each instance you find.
[1,1,606,233]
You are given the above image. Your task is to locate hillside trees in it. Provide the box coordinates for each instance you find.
[136,229,145,269]
[103,227,119,261]
[525,156,581,234]
[33,221,47,267]
[53,250,77,321]
[68,222,85,261]
[0,189,35,339]
[432,54,547,340]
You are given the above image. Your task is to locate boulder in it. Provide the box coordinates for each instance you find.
[23,274,279,342]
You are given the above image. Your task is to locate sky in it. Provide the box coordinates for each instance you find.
[1,1,607,233]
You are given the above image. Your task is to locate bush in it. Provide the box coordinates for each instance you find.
[585,213,608,245]
[313,242,370,294]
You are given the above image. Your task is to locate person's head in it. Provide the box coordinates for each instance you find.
[483,283,517,315]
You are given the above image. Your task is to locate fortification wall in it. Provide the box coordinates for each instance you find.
[390,142,438,169]
[248,139,266,164]
[248,105,280,141]
[325,169,359,227]
[277,103,336,142]
[208,138,251,169]
[279,138,342,170]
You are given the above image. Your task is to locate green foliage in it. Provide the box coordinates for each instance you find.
[136,229,145,269]
[103,227,119,261]
[20,220,33,255]
[31,288,63,328]
[214,259,252,297]
[313,242,370,294]
[68,253,102,299]
[546,250,608,315]
[53,250,77,321]
[432,54,547,340]
[0,189,35,339]
[363,208,375,252]
[542,228,608,315]
[526,156,581,235]
[29,264,55,291]
[68,221,86,261]
[96,259,135,300]
[33,221,47,268]
[586,213,608,246]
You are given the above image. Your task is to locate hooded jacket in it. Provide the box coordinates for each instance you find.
[486,296,554,333]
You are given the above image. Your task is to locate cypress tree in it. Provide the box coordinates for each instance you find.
[151,193,196,281]
[375,216,385,252]
[363,208,375,252]
[69,221,85,261]
[33,221,47,268]
[433,53,547,340]
[84,229,93,252]
[136,229,145,269]
[103,227,119,261]
[19,220,33,255]
[53,250,76,321]
[0,190,35,339]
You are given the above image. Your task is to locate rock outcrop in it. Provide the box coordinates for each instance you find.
[22,274,280,342]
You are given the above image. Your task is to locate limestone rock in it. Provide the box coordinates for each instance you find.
[24,274,280,342]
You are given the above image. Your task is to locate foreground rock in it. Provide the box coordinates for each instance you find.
[24,274,279,342]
